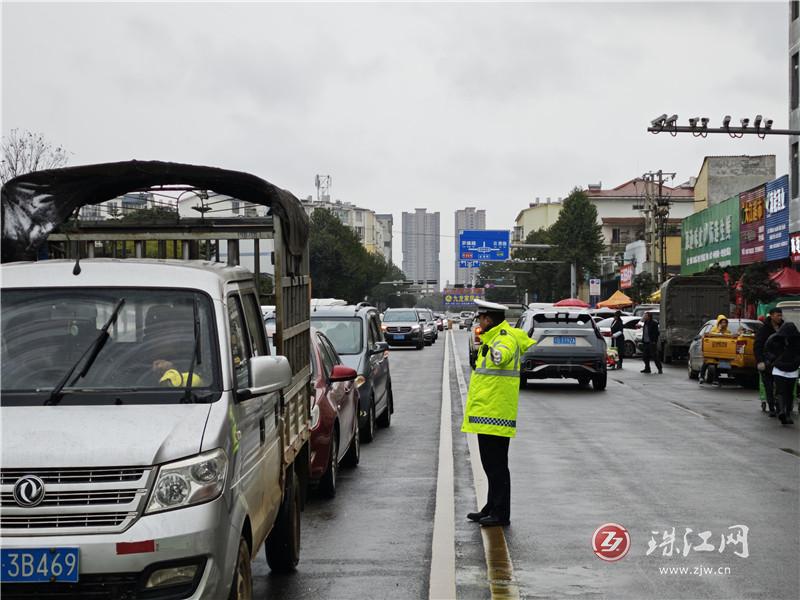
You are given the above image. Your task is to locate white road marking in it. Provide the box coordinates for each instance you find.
[429,330,456,600]
[450,332,520,600]
[669,401,705,418]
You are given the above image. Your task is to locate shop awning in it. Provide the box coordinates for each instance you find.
[770,267,800,294]
[597,290,634,308]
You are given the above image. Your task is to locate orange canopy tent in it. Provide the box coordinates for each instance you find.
[596,290,634,309]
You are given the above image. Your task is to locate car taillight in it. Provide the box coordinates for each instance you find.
[736,340,746,354]
[602,331,611,337]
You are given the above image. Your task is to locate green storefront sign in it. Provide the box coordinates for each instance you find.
[681,196,740,275]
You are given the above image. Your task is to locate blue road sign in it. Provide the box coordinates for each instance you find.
[459,260,481,269]
[459,230,510,261]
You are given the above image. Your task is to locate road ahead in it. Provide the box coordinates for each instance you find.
[255,330,799,600]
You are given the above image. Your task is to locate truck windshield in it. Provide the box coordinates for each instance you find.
[1,288,220,402]
[311,318,363,355]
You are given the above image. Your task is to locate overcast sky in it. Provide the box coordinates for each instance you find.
[2,1,789,285]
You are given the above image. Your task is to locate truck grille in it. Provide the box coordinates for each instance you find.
[0,467,153,536]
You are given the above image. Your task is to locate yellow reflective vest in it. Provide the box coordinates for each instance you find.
[462,320,535,438]
[160,369,204,388]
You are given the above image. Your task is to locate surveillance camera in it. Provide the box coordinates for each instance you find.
[700,117,709,127]
[765,119,774,129]
[740,118,750,128]
[665,114,679,127]
[688,117,699,128]
[651,114,668,128]
[754,114,763,128]
[722,115,732,127]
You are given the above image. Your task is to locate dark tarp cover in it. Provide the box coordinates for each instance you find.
[1,160,309,262]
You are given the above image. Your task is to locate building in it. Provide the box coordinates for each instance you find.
[375,214,393,264]
[301,197,383,256]
[402,209,440,289]
[78,192,158,220]
[513,198,562,242]
[585,178,695,281]
[454,207,486,285]
[693,155,776,212]
[790,2,800,234]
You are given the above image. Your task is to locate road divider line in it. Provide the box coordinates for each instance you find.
[669,401,705,418]
[450,332,520,600]
[429,330,456,600]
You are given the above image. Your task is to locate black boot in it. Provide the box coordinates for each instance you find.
[479,515,510,527]
[467,511,488,522]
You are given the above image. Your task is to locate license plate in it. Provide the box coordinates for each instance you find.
[0,547,79,583]
[393,335,405,341]
[553,336,576,345]
[718,360,731,369]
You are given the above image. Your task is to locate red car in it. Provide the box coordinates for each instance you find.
[309,328,361,497]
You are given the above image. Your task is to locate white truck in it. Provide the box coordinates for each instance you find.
[0,161,312,599]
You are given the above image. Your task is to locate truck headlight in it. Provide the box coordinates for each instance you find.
[146,448,227,514]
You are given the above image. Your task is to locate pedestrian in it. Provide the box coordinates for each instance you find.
[765,321,800,425]
[462,299,534,527]
[640,311,662,374]
[610,310,625,368]
[710,314,730,334]
[754,307,783,417]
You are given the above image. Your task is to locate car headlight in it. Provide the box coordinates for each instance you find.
[146,449,227,514]
[411,325,420,331]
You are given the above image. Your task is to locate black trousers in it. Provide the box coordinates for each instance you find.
[477,434,511,521]
[761,369,776,412]
[773,375,796,418]
[642,342,661,371]
[613,336,624,365]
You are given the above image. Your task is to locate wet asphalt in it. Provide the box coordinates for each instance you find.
[252,330,799,600]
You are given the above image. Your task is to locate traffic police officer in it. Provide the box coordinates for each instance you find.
[462,300,534,527]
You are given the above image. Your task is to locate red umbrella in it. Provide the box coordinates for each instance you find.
[553,298,589,308]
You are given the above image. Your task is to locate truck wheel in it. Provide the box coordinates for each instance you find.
[592,372,607,391]
[342,420,360,467]
[228,536,253,600]
[360,398,376,443]
[687,362,699,380]
[317,429,338,499]
[377,385,392,428]
[265,468,301,573]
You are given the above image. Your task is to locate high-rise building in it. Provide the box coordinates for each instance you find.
[375,214,393,264]
[790,2,799,233]
[454,207,486,285]
[402,209,440,288]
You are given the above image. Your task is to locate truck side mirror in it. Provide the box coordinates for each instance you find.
[238,355,292,401]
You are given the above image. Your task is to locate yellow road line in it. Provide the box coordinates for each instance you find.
[450,332,520,600]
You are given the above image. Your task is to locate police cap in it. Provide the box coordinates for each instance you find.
[474,299,509,315]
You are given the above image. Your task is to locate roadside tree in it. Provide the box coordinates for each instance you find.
[1,129,69,183]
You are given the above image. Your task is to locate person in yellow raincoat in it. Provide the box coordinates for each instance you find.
[710,315,730,334]
[462,300,535,527]
[152,359,204,387]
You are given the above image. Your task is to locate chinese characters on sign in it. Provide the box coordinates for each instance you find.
[443,287,485,307]
[680,195,740,274]
[646,525,749,559]
[458,230,511,261]
[739,187,766,264]
[620,264,634,289]
[765,175,790,262]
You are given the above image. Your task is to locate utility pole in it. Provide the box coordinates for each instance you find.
[636,171,674,285]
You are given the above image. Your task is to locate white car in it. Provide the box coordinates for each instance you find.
[597,315,641,357]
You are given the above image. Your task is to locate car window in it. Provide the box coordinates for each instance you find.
[316,333,336,376]
[241,292,268,357]
[383,310,418,322]
[310,317,363,354]
[532,313,594,329]
[369,315,384,345]
[228,297,251,389]
[319,334,342,367]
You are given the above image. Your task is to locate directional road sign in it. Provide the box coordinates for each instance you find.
[459,230,511,261]
[458,260,481,269]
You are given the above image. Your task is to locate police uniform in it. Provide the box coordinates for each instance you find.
[462,300,534,526]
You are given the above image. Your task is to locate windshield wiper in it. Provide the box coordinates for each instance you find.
[181,297,202,404]
[46,298,126,406]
